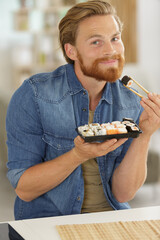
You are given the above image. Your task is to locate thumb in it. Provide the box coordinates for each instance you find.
[74,135,85,145]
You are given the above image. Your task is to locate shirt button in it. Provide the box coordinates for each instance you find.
[77,196,81,201]
[82,108,86,112]
[83,91,86,95]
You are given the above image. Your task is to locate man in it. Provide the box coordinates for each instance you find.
[6,1,160,220]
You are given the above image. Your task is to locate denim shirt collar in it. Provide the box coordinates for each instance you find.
[66,64,84,95]
[66,64,113,105]
[101,82,113,105]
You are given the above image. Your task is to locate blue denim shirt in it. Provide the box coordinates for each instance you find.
[6,64,143,220]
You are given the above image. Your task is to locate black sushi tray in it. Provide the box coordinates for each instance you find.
[76,118,142,142]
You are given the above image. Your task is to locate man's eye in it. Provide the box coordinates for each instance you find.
[112,37,120,41]
[92,40,100,45]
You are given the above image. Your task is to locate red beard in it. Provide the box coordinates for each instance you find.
[77,52,125,83]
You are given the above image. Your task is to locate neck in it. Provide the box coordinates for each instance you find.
[74,63,106,111]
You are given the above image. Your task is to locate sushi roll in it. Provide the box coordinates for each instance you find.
[126,79,133,87]
[117,127,128,134]
[125,122,135,127]
[113,123,125,128]
[126,125,139,132]
[117,123,127,128]
[106,125,118,135]
[111,121,121,127]
[121,76,133,87]
[122,117,135,123]
[101,123,110,128]
[122,121,132,125]
[89,123,100,130]
[81,129,94,137]
[130,126,139,132]
[94,127,106,136]
[78,125,89,134]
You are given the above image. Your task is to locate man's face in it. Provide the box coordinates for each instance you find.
[74,15,125,82]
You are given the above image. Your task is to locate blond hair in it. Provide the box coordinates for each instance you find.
[58,0,122,64]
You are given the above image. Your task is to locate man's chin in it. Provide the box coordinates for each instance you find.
[98,62,119,70]
[78,58,124,82]
[82,70,121,83]
[95,77,119,83]
[93,68,122,83]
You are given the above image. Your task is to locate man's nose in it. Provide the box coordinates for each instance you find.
[103,42,116,56]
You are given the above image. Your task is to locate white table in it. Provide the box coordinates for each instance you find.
[9,206,160,240]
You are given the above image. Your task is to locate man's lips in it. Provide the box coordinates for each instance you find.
[99,59,118,66]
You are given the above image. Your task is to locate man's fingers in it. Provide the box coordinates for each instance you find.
[108,138,128,151]
[74,135,128,161]
[141,93,160,118]
[100,139,117,150]
[98,138,127,153]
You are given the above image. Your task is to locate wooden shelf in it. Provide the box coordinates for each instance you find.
[12,3,69,88]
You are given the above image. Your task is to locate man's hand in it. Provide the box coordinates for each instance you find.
[140,93,160,138]
[73,136,128,163]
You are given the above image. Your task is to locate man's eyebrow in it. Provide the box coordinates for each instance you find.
[86,31,121,41]
[86,34,104,40]
[112,31,121,37]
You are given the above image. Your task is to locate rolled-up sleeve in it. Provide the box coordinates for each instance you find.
[6,80,46,188]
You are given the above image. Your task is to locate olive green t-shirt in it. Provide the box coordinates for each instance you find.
[81,110,113,213]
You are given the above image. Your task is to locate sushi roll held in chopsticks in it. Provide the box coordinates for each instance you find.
[121,75,149,98]
[121,76,133,87]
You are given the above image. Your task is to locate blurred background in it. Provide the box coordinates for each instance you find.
[0,0,160,222]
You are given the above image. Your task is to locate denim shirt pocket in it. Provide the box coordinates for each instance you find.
[42,133,75,159]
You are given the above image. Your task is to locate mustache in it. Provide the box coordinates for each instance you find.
[95,54,124,63]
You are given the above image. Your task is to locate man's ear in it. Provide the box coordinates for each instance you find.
[64,43,77,61]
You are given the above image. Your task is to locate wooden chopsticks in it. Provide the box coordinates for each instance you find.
[121,75,149,98]
[130,76,149,94]
[124,85,143,98]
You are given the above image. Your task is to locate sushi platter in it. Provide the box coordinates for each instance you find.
[77,118,142,142]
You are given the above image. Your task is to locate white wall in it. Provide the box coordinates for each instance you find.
[0,1,15,93]
[123,0,160,154]
[123,0,160,93]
